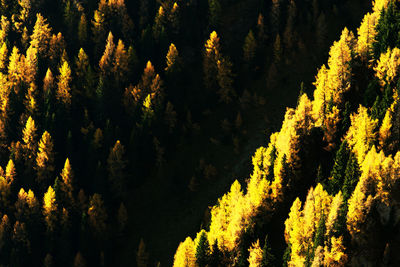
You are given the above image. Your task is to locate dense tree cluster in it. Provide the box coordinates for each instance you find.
[173,0,400,266]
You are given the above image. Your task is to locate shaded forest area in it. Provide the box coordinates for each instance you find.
[0,0,371,266]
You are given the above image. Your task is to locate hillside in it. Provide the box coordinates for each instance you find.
[173,0,400,266]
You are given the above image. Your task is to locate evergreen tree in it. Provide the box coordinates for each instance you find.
[328,141,349,194]
[195,230,210,267]
[261,235,275,267]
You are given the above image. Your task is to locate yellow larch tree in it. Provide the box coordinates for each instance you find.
[165,43,180,74]
[24,45,38,84]
[8,46,24,92]
[0,42,7,72]
[99,31,115,74]
[60,158,74,206]
[312,65,329,125]
[43,186,57,232]
[5,159,16,184]
[30,14,52,57]
[345,105,378,164]
[203,31,220,89]
[379,109,392,150]
[248,240,263,267]
[173,237,196,267]
[56,59,72,108]
[323,236,348,266]
[43,68,55,96]
[22,116,37,165]
[327,28,354,103]
[113,39,129,82]
[107,140,126,197]
[325,191,343,237]
[374,47,400,87]
[36,131,55,183]
[357,12,378,61]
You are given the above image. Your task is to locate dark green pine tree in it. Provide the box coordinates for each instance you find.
[340,102,351,135]
[261,235,275,267]
[282,243,291,267]
[342,152,361,200]
[313,213,325,250]
[209,240,222,267]
[267,145,277,182]
[328,140,349,194]
[195,231,210,267]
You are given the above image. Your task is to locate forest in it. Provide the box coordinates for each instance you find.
[0,0,395,266]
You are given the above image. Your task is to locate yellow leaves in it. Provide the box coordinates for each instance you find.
[205,31,220,56]
[30,14,52,57]
[57,60,72,108]
[357,12,378,61]
[248,240,263,267]
[36,131,54,182]
[165,43,179,73]
[0,42,7,71]
[373,0,390,13]
[374,47,400,87]
[323,236,348,266]
[99,31,115,73]
[312,65,329,125]
[22,116,37,156]
[113,39,129,80]
[325,191,343,237]
[345,105,378,164]
[173,237,196,267]
[327,28,354,100]
[43,186,57,231]
[379,109,392,149]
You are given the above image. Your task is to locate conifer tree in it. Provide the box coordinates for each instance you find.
[113,39,129,83]
[208,0,221,29]
[165,43,181,76]
[248,240,263,267]
[329,141,349,194]
[56,60,72,109]
[36,131,55,184]
[243,30,256,64]
[88,193,107,238]
[99,31,115,75]
[137,238,149,267]
[43,186,57,232]
[195,230,210,267]
[30,14,52,57]
[22,116,37,166]
[261,235,275,267]
[107,140,127,198]
[60,158,74,206]
[173,237,196,267]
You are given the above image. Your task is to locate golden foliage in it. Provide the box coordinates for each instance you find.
[56,60,72,108]
[345,105,378,163]
[36,131,54,182]
[248,240,263,267]
[173,237,196,267]
[374,47,400,87]
[88,193,107,237]
[99,31,115,73]
[30,14,52,57]
[43,186,57,231]
[357,12,378,61]
[323,236,348,266]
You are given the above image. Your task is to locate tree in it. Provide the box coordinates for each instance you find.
[0,42,7,72]
[113,39,129,83]
[5,159,15,184]
[195,230,210,267]
[88,193,107,238]
[117,202,127,232]
[56,60,72,109]
[345,105,378,163]
[22,116,37,166]
[99,31,115,75]
[36,131,55,184]
[173,237,196,267]
[30,14,52,57]
[73,252,86,267]
[323,236,348,266]
[43,186,57,232]
[374,47,400,87]
[248,240,263,267]
[204,31,220,89]
[78,14,87,47]
[243,30,256,64]
[261,235,275,267]
[357,12,378,61]
[216,57,234,103]
[60,158,74,206]
[137,238,149,267]
[328,141,349,194]
[165,43,181,75]
[107,140,127,197]
[342,152,360,200]
[273,34,282,63]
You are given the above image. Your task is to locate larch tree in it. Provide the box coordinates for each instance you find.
[56,59,72,109]
[73,252,86,267]
[117,202,127,232]
[43,186,58,232]
[0,42,7,72]
[112,39,129,83]
[248,240,263,267]
[107,140,127,198]
[22,116,37,167]
[216,57,234,103]
[30,13,52,58]
[36,131,55,184]
[357,12,378,61]
[374,47,400,87]
[345,105,378,164]
[208,0,221,29]
[137,238,149,267]
[99,31,115,75]
[173,237,196,267]
[243,30,257,64]
[60,158,74,207]
[165,43,181,76]
[5,159,16,184]
[203,31,220,90]
[88,193,107,239]
[261,235,275,266]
